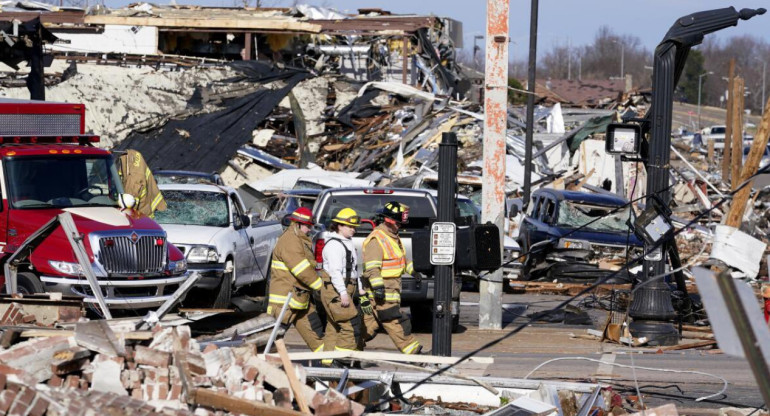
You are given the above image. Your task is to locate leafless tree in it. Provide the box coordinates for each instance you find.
[700,35,770,113]
[538,26,652,89]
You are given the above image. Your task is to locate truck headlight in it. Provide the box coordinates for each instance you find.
[557,238,591,250]
[49,261,84,276]
[168,260,187,274]
[186,246,219,263]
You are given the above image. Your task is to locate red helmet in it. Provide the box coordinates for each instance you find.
[288,207,315,226]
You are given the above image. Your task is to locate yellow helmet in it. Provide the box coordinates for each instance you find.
[332,207,361,227]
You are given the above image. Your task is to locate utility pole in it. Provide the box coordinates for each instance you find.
[522,0,538,207]
[723,59,735,185]
[567,38,571,80]
[479,0,509,330]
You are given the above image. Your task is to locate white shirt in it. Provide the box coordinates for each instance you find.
[322,231,361,296]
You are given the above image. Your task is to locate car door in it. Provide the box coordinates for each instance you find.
[519,196,540,250]
[229,193,252,286]
[239,192,277,284]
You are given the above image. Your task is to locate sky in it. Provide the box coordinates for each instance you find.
[103,0,770,58]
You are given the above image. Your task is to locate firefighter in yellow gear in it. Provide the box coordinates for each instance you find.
[361,201,422,355]
[116,149,166,218]
[267,207,324,352]
[319,208,367,366]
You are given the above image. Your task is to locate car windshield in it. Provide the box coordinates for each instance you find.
[456,199,480,225]
[556,201,631,233]
[5,155,123,209]
[155,190,229,227]
[317,194,435,231]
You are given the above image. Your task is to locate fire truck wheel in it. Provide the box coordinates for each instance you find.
[16,272,45,295]
[213,260,234,308]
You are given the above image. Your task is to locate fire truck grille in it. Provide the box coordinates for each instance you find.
[98,236,166,275]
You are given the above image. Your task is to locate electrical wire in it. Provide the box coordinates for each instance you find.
[522,356,727,402]
[363,161,770,411]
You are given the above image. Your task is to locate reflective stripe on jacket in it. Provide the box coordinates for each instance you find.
[268,223,323,310]
[117,149,167,218]
[363,227,406,279]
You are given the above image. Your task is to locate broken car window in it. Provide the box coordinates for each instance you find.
[556,201,631,233]
[155,190,229,227]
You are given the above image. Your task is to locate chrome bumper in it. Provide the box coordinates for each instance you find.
[40,273,190,309]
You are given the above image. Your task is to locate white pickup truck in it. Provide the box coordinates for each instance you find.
[705,125,727,149]
[155,183,282,307]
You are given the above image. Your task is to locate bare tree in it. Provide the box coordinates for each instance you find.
[537,26,652,88]
[700,35,770,112]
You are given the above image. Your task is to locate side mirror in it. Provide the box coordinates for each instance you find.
[509,204,519,218]
[605,123,642,155]
[240,214,251,228]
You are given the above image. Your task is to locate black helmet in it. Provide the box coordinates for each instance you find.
[380,201,409,225]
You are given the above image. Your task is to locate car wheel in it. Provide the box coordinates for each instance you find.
[15,272,45,295]
[212,260,234,308]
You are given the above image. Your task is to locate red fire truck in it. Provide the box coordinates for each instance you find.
[0,98,188,308]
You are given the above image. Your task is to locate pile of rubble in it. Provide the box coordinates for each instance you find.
[0,301,365,416]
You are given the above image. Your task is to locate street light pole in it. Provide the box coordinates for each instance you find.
[698,71,713,128]
[612,40,625,79]
[473,35,484,67]
[621,43,625,79]
[752,57,767,114]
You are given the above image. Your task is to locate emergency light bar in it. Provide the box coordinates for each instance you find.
[0,135,100,145]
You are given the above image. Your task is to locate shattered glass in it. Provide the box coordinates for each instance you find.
[155,190,229,227]
[556,201,631,233]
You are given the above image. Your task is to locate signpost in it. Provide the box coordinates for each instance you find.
[433,132,457,356]
[430,222,456,265]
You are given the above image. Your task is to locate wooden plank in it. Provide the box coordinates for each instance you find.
[726,96,770,227]
[274,339,311,415]
[731,77,745,190]
[657,340,717,351]
[708,138,715,165]
[83,15,322,32]
[723,59,735,184]
[681,325,713,333]
[190,387,304,416]
[274,350,494,365]
[21,329,153,340]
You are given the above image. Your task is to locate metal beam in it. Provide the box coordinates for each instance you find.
[59,212,112,319]
[303,367,600,393]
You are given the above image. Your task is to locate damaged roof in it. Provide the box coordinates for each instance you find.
[531,78,628,107]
